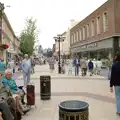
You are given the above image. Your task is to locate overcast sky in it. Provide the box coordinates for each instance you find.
[1,0,107,49]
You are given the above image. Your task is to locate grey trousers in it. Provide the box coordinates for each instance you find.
[0,100,14,120]
[23,72,31,87]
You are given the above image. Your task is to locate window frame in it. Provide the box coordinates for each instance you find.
[103,11,108,32]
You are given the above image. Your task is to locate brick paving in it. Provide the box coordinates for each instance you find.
[15,65,120,120]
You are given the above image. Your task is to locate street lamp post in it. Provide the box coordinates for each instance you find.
[54,34,65,74]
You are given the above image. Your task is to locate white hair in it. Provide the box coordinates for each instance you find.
[5,69,12,74]
[24,54,28,57]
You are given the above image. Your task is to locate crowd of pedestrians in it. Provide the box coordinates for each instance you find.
[67,56,103,77]
[47,56,110,77]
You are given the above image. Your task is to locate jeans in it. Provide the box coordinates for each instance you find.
[114,86,120,113]
[75,65,79,76]
[23,71,31,87]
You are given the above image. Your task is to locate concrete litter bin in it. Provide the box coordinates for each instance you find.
[40,75,51,100]
[59,100,89,120]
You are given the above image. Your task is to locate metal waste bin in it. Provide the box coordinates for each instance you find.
[40,75,51,100]
[59,100,89,120]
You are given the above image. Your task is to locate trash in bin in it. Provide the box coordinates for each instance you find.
[59,100,89,120]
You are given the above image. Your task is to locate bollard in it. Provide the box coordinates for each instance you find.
[59,100,89,120]
[40,75,51,100]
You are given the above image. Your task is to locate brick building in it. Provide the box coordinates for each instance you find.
[70,0,120,59]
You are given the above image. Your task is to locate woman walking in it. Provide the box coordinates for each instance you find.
[110,52,120,116]
[68,58,72,74]
[48,57,55,72]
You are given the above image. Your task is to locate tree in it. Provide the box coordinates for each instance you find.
[20,17,39,56]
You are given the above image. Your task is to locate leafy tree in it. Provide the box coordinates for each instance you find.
[20,17,39,56]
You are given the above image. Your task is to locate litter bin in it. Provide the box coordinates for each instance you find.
[59,100,89,120]
[40,75,51,100]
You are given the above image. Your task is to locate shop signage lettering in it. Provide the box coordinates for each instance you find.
[80,46,86,49]
[87,43,97,48]
[80,43,97,49]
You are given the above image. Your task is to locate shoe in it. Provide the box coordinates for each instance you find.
[22,106,30,114]
[116,112,120,116]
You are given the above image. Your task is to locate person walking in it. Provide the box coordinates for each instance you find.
[48,57,55,72]
[88,60,94,76]
[92,58,97,75]
[96,58,102,75]
[61,60,65,74]
[18,60,22,72]
[68,58,72,74]
[7,59,16,74]
[31,57,35,74]
[22,54,31,88]
[73,56,80,76]
[80,57,87,76]
[110,52,120,116]
[106,58,112,79]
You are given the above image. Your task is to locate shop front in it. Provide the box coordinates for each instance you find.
[70,38,113,59]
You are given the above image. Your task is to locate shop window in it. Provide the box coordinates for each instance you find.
[91,20,95,36]
[97,16,100,34]
[103,12,108,32]
[86,24,89,38]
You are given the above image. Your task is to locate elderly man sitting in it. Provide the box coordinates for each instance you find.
[2,69,29,115]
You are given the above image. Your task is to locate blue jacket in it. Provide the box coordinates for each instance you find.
[88,61,93,69]
[2,77,18,94]
[73,58,80,66]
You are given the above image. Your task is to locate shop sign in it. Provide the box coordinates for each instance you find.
[80,43,97,49]
[80,46,86,49]
[87,43,97,48]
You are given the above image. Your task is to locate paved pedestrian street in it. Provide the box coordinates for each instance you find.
[16,65,120,120]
